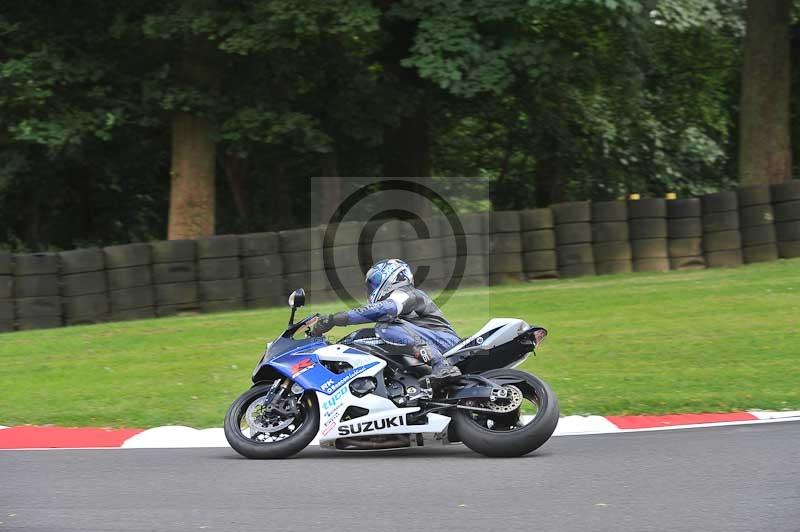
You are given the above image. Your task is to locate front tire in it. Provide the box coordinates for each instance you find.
[224,383,319,459]
[452,368,559,457]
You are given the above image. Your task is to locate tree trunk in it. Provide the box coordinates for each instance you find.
[378,6,433,217]
[167,24,220,240]
[535,135,565,207]
[168,112,216,239]
[739,0,792,186]
[381,109,432,179]
[381,110,432,217]
[223,153,250,223]
[268,162,293,229]
[22,185,42,250]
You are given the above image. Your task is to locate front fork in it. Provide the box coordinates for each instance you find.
[260,378,299,416]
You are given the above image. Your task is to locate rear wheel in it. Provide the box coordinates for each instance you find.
[224,382,319,459]
[452,369,559,457]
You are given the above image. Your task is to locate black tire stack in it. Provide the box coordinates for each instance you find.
[488,211,524,285]
[60,248,109,325]
[14,253,62,330]
[553,201,595,278]
[0,251,13,332]
[402,216,450,292]
[628,199,669,272]
[431,214,462,291]
[151,240,199,317]
[323,221,365,303]
[591,201,632,275]
[667,198,705,269]
[737,186,779,264]
[240,232,284,309]
[520,208,558,280]
[104,244,155,320]
[771,180,800,259]
[196,235,245,313]
[452,212,489,287]
[279,227,332,304]
[701,191,743,268]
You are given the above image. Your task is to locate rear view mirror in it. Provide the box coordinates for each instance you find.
[288,288,306,309]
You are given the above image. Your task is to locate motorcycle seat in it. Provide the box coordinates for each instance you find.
[340,328,430,375]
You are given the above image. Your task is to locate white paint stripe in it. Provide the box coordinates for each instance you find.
[748,410,800,420]
[0,446,134,451]
[121,426,229,449]
[3,412,800,450]
[0,425,7,430]
[552,415,621,436]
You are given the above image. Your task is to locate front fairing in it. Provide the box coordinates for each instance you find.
[251,335,326,382]
[266,336,324,360]
[254,340,380,394]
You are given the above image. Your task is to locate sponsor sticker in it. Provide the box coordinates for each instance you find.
[291,358,315,378]
[322,386,348,417]
[321,378,336,394]
[337,414,407,436]
[320,362,378,394]
[321,419,337,436]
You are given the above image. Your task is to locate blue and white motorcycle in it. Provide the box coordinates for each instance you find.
[224,289,559,458]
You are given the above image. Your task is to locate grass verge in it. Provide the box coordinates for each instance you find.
[1,259,798,428]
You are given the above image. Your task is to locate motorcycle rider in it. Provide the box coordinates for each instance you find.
[309,258,462,382]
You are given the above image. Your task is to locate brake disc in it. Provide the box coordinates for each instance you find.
[486,385,523,414]
[245,397,295,433]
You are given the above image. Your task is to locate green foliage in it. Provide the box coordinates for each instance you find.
[411,0,740,204]
[0,0,756,247]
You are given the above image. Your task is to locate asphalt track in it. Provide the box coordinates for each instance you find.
[1,422,798,532]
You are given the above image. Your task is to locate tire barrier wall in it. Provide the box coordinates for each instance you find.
[454,211,490,287]
[241,232,283,309]
[404,215,452,291]
[667,198,705,270]
[521,209,558,280]
[2,179,799,332]
[279,226,333,304]
[152,240,198,317]
[771,181,800,259]
[629,198,670,272]
[61,248,108,325]
[592,201,632,275]
[489,211,524,284]
[104,243,155,321]
[553,201,595,278]
[701,191,743,268]
[1,251,15,332]
[324,221,364,301]
[738,186,778,264]
[14,253,62,330]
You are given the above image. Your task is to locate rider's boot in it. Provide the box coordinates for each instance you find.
[415,344,461,384]
[430,357,462,380]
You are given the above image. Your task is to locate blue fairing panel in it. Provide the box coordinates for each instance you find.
[268,352,380,394]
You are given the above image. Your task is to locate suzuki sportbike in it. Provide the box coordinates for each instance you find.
[224,289,559,458]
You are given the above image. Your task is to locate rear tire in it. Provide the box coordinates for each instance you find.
[224,383,319,459]
[452,369,559,457]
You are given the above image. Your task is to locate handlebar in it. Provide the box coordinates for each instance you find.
[282,312,321,339]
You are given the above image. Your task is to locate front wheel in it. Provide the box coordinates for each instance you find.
[224,382,319,459]
[451,369,559,457]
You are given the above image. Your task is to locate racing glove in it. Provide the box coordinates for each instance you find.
[309,315,335,337]
[309,312,349,336]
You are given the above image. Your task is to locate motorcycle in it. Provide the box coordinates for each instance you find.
[224,288,559,458]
